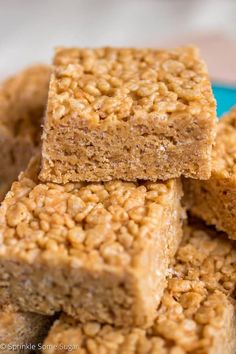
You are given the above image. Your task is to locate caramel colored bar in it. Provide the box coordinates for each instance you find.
[40,46,216,183]
[0,65,50,200]
[184,107,236,240]
[0,157,183,328]
[44,221,236,354]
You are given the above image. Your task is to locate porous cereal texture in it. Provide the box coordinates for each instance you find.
[40,46,216,183]
[0,65,50,200]
[44,221,236,354]
[184,107,236,240]
[0,156,183,327]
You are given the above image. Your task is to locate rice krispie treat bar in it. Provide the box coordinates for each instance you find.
[184,107,236,240]
[40,46,216,184]
[0,65,50,200]
[0,157,183,328]
[44,221,236,354]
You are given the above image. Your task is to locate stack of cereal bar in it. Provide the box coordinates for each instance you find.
[0,46,235,354]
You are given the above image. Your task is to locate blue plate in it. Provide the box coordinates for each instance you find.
[212,84,236,118]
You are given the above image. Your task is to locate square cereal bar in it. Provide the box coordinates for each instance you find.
[43,221,236,354]
[0,156,183,328]
[40,46,216,183]
[184,107,236,240]
[0,65,50,200]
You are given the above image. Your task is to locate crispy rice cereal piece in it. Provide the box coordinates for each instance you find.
[0,157,183,328]
[39,46,216,183]
[0,65,50,200]
[43,221,236,354]
[184,107,236,240]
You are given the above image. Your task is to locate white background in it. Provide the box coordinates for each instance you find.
[0,0,236,81]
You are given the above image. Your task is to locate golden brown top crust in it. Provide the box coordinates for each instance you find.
[0,157,178,268]
[0,65,51,140]
[213,107,236,179]
[47,47,216,127]
[45,222,236,354]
